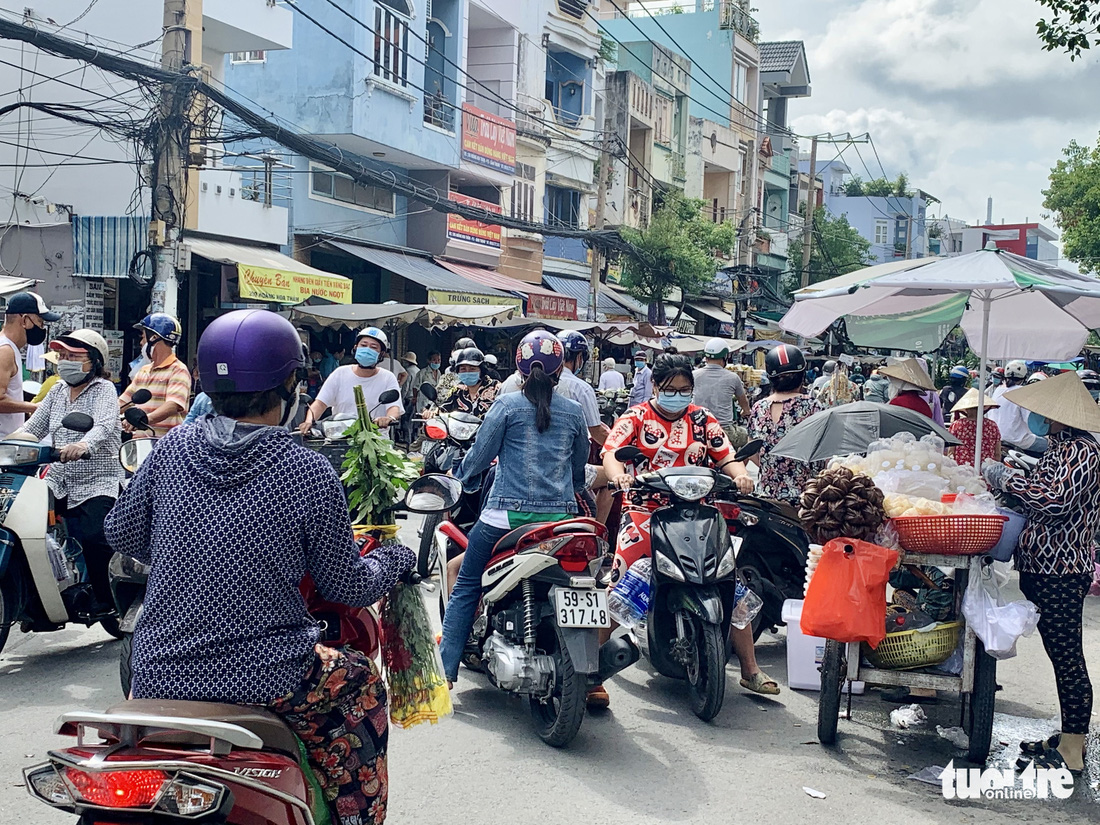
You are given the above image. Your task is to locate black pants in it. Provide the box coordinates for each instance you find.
[57,496,117,609]
[1018,571,1094,735]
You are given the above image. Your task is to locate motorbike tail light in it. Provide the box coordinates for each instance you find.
[26,764,74,806]
[555,543,595,573]
[424,422,447,440]
[156,776,226,817]
[715,501,741,522]
[63,767,167,808]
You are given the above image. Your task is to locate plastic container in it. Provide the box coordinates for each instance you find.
[891,514,1007,555]
[989,507,1026,562]
[863,621,962,670]
[781,599,864,694]
[730,581,763,630]
[608,558,651,629]
[940,493,958,505]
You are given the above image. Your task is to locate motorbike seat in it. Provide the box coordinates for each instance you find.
[105,699,301,757]
[492,519,599,556]
[768,500,800,521]
[492,523,544,555]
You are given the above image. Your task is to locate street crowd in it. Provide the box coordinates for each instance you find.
[2,293,1096,824]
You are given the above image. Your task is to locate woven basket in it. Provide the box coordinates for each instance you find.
[864,621,962,670]
[891,514,1007,556]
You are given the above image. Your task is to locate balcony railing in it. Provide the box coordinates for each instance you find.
[719,0,759,43]
[630,76,654,122]
[516,93,548,137]
[424,94,456,132]
[629,187,651,229]
[706,204,730,224]
[669,151,686,181]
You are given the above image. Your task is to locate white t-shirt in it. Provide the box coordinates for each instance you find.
[316,365,405,419]
[599,369,626,390]
[497,368,600,428]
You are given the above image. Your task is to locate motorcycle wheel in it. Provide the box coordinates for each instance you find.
[817,639,844,745]
[417,511,444,578]
[99,614,125,640]
[685,615,726,722]
[529,623,586,748]
[966,641,997,764]
[119,633,133,698]
[0,574,15,655]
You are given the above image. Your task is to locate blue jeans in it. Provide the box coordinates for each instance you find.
[439,519,511,681]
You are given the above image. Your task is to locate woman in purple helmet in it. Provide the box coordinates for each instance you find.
[439,330,591,684]
[105,310,414,825]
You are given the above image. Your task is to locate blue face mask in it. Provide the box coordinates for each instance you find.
[458,372,480,386]
[657,391,692,414]
[1027,412,1051,437]
[355,347,381,368]
[429,361,441,370]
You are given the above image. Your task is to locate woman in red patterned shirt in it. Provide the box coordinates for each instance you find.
[947,388,1001,468]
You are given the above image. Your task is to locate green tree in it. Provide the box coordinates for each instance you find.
[1043,133,1100,273]
[620,192,737,324]
[784,207,874,297]
[862,177,894,197]
[843,176,865,196]
[1037,1,1100,59]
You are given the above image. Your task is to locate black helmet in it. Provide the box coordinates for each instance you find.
[454,337,476,350]
[557,330,590,360]
[765,343,806,378]
[1079,369,1100,390]
[454,347,484,369]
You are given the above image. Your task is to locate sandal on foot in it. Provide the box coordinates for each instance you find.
[586,685,610,710]
[1018,747,1083,777]
[740,672,780,695]
[1020,733,1061,756]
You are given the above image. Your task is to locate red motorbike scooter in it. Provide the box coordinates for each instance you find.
[24,472,462,825]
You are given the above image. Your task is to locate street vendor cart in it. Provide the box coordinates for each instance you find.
[816,515,1006,764]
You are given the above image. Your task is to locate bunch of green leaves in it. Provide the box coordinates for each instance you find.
[341,385,418,524]
[1043,134,1100,273]
[1037,0,1100,60]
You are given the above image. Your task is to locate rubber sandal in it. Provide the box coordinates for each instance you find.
[1018,747,1082,777]
[739,671,780,696]
[1020,733,1061,756]
[586,685,610,711]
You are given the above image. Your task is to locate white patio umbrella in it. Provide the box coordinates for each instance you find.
[779,246,1100,468]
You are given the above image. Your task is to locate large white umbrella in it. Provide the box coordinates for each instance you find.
[779,247,1100,467]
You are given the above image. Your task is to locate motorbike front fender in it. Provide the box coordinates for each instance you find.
[558,626,600,675]
[666,584,724,625]
[120,596,143,634]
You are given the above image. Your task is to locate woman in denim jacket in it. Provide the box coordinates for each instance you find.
[439,330,589,684]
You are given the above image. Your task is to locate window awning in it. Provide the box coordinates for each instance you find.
[186,237,352,304]
[438,260,577,320]
[325,240,519,309]
[544,275,644,320]
[73,216,149,279]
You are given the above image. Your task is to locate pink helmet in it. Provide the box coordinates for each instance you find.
[516,330,563,376]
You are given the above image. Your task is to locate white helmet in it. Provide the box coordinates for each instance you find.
[1004,360,1028,380]
[1026,371,1048,385]
[355,326,389,351]
[484,354,498,366]
[703,338,730,358]
[51,328,109,364]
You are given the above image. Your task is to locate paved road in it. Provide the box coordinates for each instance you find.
[3,515,1097,824]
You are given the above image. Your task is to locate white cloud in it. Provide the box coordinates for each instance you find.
[755,0,1100,236]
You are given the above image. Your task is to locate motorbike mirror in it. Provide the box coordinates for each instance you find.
[60,412,95,434]
[419,382,437,402]
[377,389,400,405]
[124,407,152,431]
[403,474,462,514]
[130,388,152,405]
[614,446,645,464]
[734,438,764,463]
[118,438,156,473]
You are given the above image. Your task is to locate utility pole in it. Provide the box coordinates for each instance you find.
[588,129,611,323]
[150,0,201,319]
[799,136,818,290]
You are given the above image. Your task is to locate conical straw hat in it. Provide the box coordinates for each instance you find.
[1003,371,1100,432]
[951,388,998,413]
[879,358,935,392]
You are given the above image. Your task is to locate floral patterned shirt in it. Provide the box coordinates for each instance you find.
[948,416,1001,469]
[748,393,826,503]
[603,402,732,470]
[437,377,500,418]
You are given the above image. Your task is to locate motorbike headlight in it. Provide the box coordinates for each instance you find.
[447,419,480,442]
[321,419,353,440]
[716,546,737,579]
[665,474,715,502]
[654,550,685,582]
[0,442,45,466]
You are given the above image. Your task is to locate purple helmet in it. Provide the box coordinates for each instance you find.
[198,310,305,393]
[516,330,564,376]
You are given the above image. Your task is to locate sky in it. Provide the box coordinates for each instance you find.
[753,0,1100,234]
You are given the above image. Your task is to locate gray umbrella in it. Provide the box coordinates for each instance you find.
[770,401,962,463]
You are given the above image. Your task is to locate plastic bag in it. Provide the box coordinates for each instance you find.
[800,538,900,648]
[961,565,1040,660]
[731,581,764,629]
[381,581,453,728]
[873,468,948,501]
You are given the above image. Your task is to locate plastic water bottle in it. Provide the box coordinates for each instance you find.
[730,580,764,630]
[608,558,652,628]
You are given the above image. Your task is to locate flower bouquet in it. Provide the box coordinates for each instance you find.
[380,582,453,729]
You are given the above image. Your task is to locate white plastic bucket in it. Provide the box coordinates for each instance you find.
[782,599,865,694]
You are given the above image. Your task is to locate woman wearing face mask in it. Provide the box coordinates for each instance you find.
[13,329,123,614]
[432,347,499,417]
[982,371,1100,776]
[602,356,776,699]
[299,326,404,437]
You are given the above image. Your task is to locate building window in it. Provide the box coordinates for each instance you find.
[556,0,588,19]
[231,50,266,63]
[654,96,672,146]
[374,4,411,87]
[733,62,747,104]
[546,185,581,229]
[511,163,536,223]
[311,167,395,213]
[874,220,889,246]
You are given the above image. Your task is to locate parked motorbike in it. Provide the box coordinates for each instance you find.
[28,472,460,825]
[597,387,629,428]
[415,382,486,578]
[0,411,126,654]
[612,446,740,721]
[440,513,637,747]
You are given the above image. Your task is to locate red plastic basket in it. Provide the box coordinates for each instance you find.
[891,514,1007,556]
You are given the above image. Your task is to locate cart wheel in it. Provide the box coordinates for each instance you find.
[817,639,845,745]
[966,640,997,764]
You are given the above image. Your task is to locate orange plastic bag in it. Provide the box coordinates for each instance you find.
[800,538,899,648]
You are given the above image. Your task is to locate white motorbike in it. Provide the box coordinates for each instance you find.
[0,411,125,653]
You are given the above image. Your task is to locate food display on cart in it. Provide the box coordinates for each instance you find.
[796,432,1038,764]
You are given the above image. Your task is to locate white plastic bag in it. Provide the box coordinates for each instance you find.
[873,468,948,500]
[961,565,1040,660]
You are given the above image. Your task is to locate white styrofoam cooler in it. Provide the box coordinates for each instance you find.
[782,599,865,694]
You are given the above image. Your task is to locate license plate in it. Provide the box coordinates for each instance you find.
[554,589,610,628]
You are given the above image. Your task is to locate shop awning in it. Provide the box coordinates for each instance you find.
[186,238,352,304]
[543,275,644,320]
[688,301,733,324]
[438,260,577,320]
[325,241,519,309]
[291,302,519,330]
